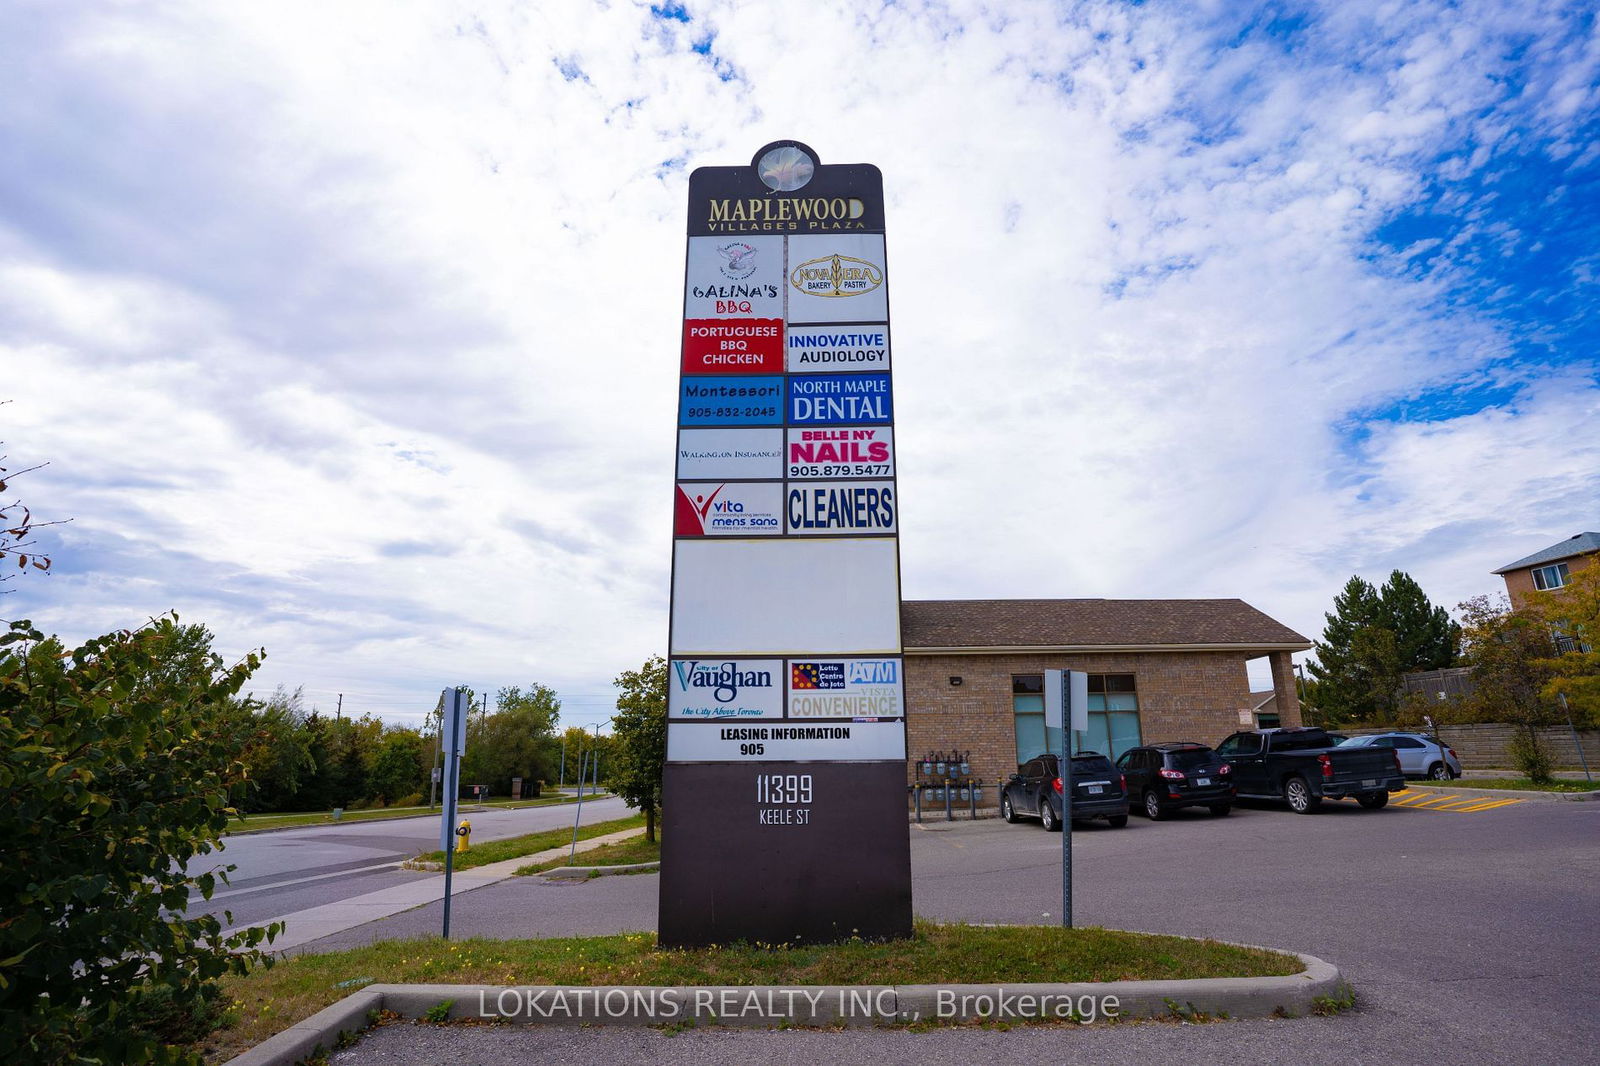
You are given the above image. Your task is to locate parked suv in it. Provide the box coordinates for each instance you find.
[1116,743,1236,819]
[1001,752,1129,830]
[1337,732,1462,780]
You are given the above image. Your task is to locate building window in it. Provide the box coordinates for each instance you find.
[1012,673,1144,764]
[1532,563,1571,591]
[1086,674,1143,760]
[1256,713,1281,729]
[1012,675,1047,766]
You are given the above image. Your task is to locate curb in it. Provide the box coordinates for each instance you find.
[221,946,1344,1064]
[540,860,661,880]
[1400,782,1598,802]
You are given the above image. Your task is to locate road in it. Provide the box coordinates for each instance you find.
[191,796,632,931]
[316,794,1599,1065]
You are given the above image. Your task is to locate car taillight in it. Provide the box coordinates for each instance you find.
[1318,752,1334,780]
[1448,748,1458,759]
[1118,773,1126,792]
[1053,776,1063,793]
[1218,763,1231,775]
[1393,751,1402,774]
[1159,768,1185,780]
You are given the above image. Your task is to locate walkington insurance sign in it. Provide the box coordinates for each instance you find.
[660,141,912,947]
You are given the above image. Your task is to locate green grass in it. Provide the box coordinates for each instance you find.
[226,793,606,834]
[517,833,661,875]
[202,922,1301,1061]
[1435,778,1595,793]
[411,813,647,870]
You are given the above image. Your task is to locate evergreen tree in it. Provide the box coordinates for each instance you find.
[1307,576,1382,723]
[1377,570,1459,671]
[1309,571,1461,724]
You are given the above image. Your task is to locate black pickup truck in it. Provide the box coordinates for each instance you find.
[1213,727,1405,813]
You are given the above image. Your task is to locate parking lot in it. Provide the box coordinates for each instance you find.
[319,794,1598,1064]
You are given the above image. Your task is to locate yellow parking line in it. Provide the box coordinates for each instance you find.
[1408,794,1463,808]
[1432,798,1490,810]
[1455,798,1525,812]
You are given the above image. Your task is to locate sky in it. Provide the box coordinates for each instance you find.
[2,0,1596,729]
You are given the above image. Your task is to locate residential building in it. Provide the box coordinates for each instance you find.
[1492,531,1599,609]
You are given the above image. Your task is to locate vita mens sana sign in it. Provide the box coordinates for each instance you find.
[659,140,912,948]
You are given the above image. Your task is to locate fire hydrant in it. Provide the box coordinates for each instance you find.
[454,819,471,853]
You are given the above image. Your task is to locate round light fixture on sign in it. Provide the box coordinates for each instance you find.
[757,144,815,192]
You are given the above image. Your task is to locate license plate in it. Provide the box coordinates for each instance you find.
[1362,779,1376,787]
[1086,785,1103,795]
[1196,777,1211,786]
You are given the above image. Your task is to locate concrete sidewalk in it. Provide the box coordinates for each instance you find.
[226,827,645,953]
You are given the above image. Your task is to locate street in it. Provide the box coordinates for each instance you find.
[192,796,632,931]
[303,795,1599,1065]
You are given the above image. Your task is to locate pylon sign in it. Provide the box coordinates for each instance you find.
[659,141,912,947]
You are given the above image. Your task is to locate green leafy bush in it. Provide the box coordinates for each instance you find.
[1507,729,1554,784]
[0,616,280,1064]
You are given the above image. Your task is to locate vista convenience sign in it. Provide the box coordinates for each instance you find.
[660,141,913,948]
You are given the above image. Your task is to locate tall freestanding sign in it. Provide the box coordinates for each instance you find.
[659,141,912,947]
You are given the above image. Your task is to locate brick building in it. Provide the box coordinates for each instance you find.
[901,599,1310,798]
[1492,531,1599,609]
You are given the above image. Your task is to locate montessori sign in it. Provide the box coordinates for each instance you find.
[660,141,912,948]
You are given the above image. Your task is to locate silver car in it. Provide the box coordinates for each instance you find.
[1337,732,1462,780]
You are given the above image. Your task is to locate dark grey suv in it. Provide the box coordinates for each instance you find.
[1001,752,1129,830]
[1116,742,1235,819]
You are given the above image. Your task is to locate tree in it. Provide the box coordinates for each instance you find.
[368,728,427,805]
[0,615,278,1063]
[0,419,69,590]
[1525,562,1600,728]
[1458,594,1559,782]
[610,656,667,843]
[460,684,562,796]
[1378,570,1460,672]
[1307,571,1460,724]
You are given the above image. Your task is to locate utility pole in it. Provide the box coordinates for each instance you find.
[428,693,444,809]
[336,693,343,720]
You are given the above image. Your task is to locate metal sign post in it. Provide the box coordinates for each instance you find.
[1044,669,1089,928]
[439,687,468,940]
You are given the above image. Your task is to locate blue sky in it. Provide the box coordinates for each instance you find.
[2,0,1595,727]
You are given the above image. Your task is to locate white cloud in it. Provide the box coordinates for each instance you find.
[3,0,1595,723]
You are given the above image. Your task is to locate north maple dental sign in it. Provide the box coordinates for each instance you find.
[659,141,912,947]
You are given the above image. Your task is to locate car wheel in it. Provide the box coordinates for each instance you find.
[1428,762,1454,781]
[1143,789,1165,820]
[1000,793,1020,823]
[1040,800,1060,832]
[1209,803,1231,817]
[1357,791,1389,809]
[1284,775,1321,814]
[1107,814,1128,828]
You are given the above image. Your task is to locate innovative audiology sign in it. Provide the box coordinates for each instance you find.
[661,141,912,948]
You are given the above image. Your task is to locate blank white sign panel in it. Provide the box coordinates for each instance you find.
[671,538,902,656]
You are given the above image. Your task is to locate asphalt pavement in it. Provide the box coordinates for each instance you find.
[311,795,1599,1065]
[193,796,632,931]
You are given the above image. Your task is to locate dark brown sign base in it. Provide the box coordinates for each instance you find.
[658,760,912,948]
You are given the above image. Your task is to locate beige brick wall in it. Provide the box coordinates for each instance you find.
[1502,552,1595,609]
[904,650,1299,804]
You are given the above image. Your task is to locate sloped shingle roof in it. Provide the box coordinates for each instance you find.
[901,599,1310,651]
[1492,532,1600,575]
